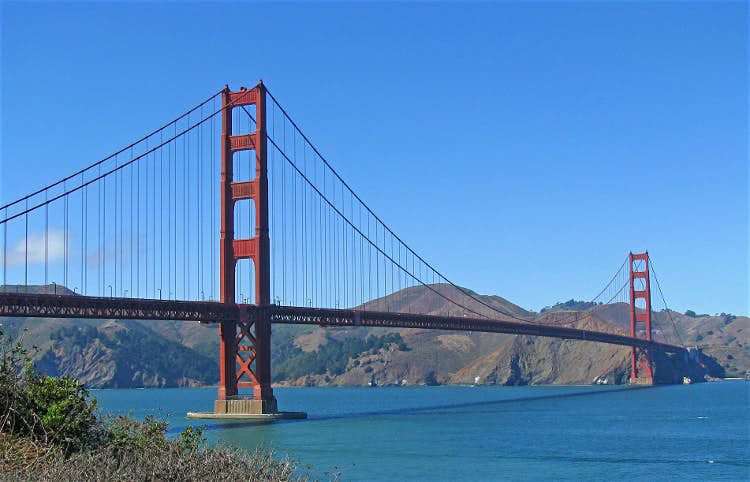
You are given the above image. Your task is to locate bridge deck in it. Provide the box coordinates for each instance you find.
[266,305,683,353]
[0,293,683,353]
[0,292,235,322]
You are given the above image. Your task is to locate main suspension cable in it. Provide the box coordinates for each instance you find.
[649,256,685,347]
[0,90,223,213]
[261,91,532,323]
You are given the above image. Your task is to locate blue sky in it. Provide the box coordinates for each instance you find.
[1,1,747,315]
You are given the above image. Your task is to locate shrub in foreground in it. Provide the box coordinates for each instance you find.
[4,425,299,481]
[0,330,305,480]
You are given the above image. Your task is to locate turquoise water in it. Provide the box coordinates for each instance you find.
[93,382,750,480]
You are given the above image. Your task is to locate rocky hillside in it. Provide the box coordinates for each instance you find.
[567,302,749,377]
[0,306,219,388]
[0,284,742,387]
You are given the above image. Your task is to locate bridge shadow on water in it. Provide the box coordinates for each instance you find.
[171,384,750,470]
[186,385,654,434]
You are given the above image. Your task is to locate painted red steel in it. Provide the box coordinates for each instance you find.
[232,238,258,259]
[217,83,275,406]
[230,134,257,151]
[231,180,257,200]
[0,292,235,322]
[629,251,655,383]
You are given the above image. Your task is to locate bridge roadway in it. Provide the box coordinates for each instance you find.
[0,292,683,354]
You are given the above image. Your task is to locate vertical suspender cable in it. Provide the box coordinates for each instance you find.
[377,217,381,307]
[103,167,107,296]
[2,207,6,287]
[300,135,306,304]
[160,131,164,297]
[82,181,86,294]
[368,211,372,305]
[280,111,283,305]
[119,164,123,294]
[346,190,349,306]
[324,163,328,307]
[198,106,203,299]
[153,137,157,297]
[183,118,187,299]
[64,181,69,288]
[145,148,149,298]
[136,146,140,297]
[173,123,177,299]
[291,121,297,305]
[186,112,191,299]
[274,106,280,303]
[114,168,118,295]
[362,206,366,306]
[352,200,356,306]
[211,96,216,300]
[44,191,48,287]
[130,153,133,296]
[25,199,28,287]
[167,124,173,299]
[98,165,101,295]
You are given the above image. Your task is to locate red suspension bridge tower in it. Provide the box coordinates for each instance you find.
[210,82,298,418]
[629,251,654,385]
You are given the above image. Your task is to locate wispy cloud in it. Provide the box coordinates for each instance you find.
[7,229,66,266]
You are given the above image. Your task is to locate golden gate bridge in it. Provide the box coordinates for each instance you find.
[0,81,685,418]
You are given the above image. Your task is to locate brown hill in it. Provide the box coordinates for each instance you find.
[358,283,535,319]
[357,283,533,319]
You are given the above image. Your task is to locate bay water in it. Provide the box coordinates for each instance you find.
[93,382,749,480]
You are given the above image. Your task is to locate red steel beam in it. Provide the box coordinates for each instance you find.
[0,292,235,322]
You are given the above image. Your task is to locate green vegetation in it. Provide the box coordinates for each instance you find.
[272,333,408,382]
[50,325,100,346]
[540,299,602,313]
[1,337,98,453]
[1,330,303,480]
[684,310,710,318]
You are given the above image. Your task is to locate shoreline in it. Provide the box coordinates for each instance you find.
[87,382,728,391]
